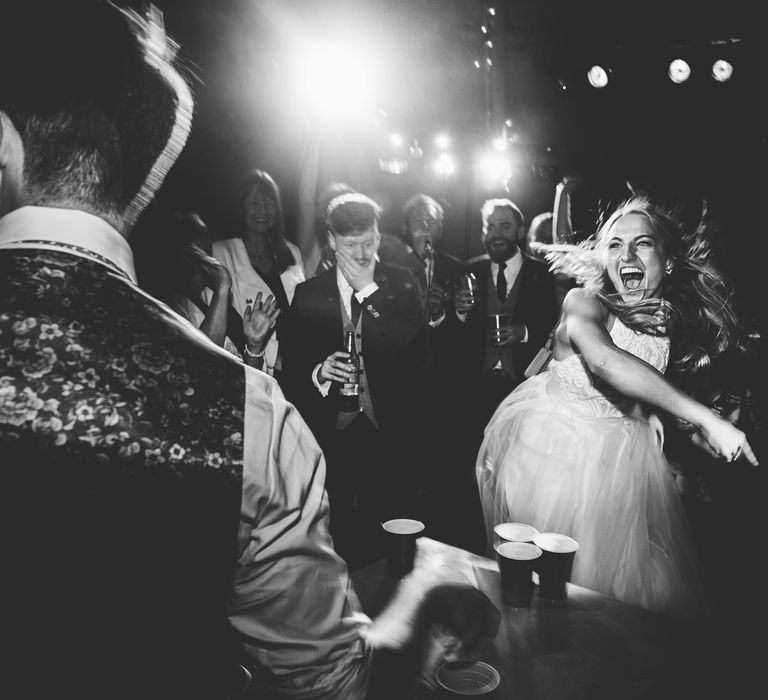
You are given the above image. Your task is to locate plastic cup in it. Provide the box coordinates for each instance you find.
[532,532,579,601]
[493,522,539,545]
[381,518,425,578]
[435,659,500,696]
[495,541,542,607]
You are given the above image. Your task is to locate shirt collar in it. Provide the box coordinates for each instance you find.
[492,249,522,276]
[0,205,136,283]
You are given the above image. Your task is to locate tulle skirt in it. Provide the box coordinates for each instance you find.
[476,372,709,619]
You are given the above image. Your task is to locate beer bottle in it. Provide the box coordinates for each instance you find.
[338,330,360,411]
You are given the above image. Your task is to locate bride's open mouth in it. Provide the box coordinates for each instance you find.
[619,265,644,291]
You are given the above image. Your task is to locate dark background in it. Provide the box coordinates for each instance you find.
[136,0,765,323]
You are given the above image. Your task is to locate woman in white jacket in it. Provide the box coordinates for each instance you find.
[213,169,305,377]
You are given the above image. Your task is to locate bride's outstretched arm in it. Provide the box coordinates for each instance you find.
[563,288,758,466]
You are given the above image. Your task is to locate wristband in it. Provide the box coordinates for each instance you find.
[243,344,265,359]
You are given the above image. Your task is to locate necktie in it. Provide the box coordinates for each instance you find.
[496,262,507,302]
[351,293,362,326]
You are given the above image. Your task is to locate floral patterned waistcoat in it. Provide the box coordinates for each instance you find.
[1,249,247,696]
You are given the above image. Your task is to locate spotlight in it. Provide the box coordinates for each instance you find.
[389,133,404,148]
[587,65,609,88]
[477,151,513,190]
[712,59,733,82]
[668,58,691,84]
[435,133,451,150]
[492,136,507,152]
[433,153,456,177]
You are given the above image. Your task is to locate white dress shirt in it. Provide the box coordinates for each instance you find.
[0,206,372,699]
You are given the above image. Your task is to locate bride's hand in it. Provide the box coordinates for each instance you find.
[700,413,759,466]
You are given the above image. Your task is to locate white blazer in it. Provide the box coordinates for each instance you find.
[212,237,305,375]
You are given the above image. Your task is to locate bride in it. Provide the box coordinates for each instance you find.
[475,197,757,618]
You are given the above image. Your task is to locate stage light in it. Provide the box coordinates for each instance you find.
[477,151,513,190]
[293,41,378,121]
[481,25,488,34]
[505,118,513,128]
[712,59,733,82]
[486,40,493,49]
[486,57,493,67]
[492,136,507,152]
[474,59,481,69]
[488,7,496,16]
[435,133,451,150]
[433,153,456,177]
[668,58,691,83]
[390,132,404,148]
[587,65,609,88]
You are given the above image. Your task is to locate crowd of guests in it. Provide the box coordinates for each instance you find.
[1,2,763,699]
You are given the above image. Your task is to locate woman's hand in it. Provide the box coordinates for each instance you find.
[242,292,280,354]
[699,412,759,466]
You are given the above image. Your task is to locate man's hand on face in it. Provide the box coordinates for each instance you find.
[336,248,375,292]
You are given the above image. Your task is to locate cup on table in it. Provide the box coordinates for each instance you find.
[494,541,542,608]
[435,659,500,697]
[381,518,425,578]
[487,314,509,346]
[532,532,579,601]
[494,522,539,546]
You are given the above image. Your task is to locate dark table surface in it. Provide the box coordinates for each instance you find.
[351,537,705,699]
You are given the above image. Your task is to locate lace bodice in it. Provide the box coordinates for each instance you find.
[548,318,670,418]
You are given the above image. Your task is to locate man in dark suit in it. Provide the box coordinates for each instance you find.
[280,193,428,567]
[455,197,558,447]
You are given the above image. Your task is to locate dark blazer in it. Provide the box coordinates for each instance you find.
[459,252,558,382]
[377,234,466,371]
[279,262,428,445]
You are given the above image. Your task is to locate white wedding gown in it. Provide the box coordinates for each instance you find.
[476,318,708,618]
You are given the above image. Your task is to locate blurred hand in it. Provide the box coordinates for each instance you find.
[419,583,500,653]
[427,282,448,321]
[454,289,475,315]
[558,173,584,192]
[490,321,525,347]
[336,248,375,291]
[243,292,280,353]
[186,243,231,293]
[319,350,354,384]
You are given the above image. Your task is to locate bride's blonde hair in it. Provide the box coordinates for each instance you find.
[533,197,742,375]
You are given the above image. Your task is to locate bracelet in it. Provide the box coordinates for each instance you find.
[243,344,265,359]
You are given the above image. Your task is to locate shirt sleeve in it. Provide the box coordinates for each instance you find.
[355,282,379,301]
[227,368,371,698]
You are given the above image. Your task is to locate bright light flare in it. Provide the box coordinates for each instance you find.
[293,41,377,121]
[390,132,404,148]
[587,65,609,88]
[433,153,456,177]
[435,133,451,150]
[668,58,691,84]
[476,150,514,190]
[712,59,733,82]
[492,136,507,152]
